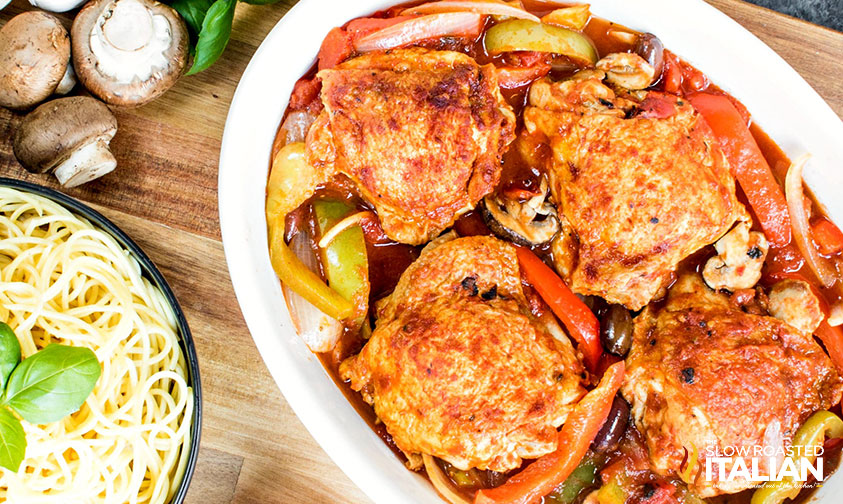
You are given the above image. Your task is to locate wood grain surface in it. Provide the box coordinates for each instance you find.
[0,1,841,503]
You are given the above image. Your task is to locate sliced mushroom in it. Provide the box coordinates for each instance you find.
[482,178,560,246]
[767,279,824,335]
[72,0,188,107]
[0,11,73,109]
[13,96,118,188]
[596,52,655,91]
[703,221,769,292]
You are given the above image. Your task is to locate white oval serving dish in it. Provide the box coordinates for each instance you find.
[218,1,843,502]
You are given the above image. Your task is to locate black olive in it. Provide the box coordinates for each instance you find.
[635,33,665,82]
[591,395,630,454]
[600,304,634,357]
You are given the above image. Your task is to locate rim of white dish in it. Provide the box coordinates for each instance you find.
[218,1,843,502]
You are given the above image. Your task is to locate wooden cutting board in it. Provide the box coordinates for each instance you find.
[0,1,841,502]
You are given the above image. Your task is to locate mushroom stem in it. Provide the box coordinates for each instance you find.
[103,0,155,51]
[54,139,117,187]
[55,63,77,95]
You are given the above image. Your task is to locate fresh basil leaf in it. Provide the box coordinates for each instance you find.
[238,0,281,5]
[186,0,237,75]
[3,344,101,425]
[171,0,215,36]
[0,407,25,473]
[0,323,20,390]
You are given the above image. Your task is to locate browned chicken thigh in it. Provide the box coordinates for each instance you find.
[622,274,842,496]
[307,49,516,245]
[340,235,586,472]
[524,76,748,309]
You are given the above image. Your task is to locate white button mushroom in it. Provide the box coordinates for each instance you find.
[13,96,119,188]
[0,11,75,109]
[703,221,769,291]
[71,0,189,107]
[29,0,87,13]
[767,279,825,335]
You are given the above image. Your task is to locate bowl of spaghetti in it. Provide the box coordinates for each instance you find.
[0,177,201,503]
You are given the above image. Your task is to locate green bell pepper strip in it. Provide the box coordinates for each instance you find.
[312,200,371,328]
[484,19,597,65]
[545,457,597,504]
[751,411,843,504]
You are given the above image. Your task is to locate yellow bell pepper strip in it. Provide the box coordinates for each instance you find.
[541,5,591,30]
[484,19,597,65]
[266,142,321,223]
[312,200,371,328]
[266,142,355,321]
[751,411,843,504]
[515,246,602,372]
[474,361,625,504]
[268,225,354,321]
[687,93,791,247]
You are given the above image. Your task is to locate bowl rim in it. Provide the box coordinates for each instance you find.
[0,177,203,504]
[218,1,843,502]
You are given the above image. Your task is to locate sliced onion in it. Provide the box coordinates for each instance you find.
[422,454,472,504]
[283,230,343,352]
[785,154,837,287]
[354,13,485,52]
[280,110,317,145]
[318,211,375,248]
[401,0,539,22]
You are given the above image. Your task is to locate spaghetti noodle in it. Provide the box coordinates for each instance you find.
[0,187,193,504]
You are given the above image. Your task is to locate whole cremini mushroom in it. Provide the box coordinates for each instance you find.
[13,96,118,188]
[72,0,188,107]
[0,11,75,109]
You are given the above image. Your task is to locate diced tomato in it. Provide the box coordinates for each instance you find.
[812,218,843,256]
[318,27,354,71]
[288,78,321,110]
[638,93,678,119]
[496,63,551,89]
[661,50,682,94]
[645,483,679,504]
[816,322,843,375]
[346,16,416,39]
[504,51,548,67]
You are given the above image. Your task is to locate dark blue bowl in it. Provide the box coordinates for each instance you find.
[0,177,202,504]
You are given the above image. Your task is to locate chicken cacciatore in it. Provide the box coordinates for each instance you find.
[265,2,843,504]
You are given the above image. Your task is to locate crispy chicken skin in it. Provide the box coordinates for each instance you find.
[307,49,516,245]
[340,235,586,472]
[524,77,748,309]
[622,274,842,496]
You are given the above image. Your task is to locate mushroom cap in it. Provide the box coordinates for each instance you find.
[13,96,118,173]
[72,0,189,107]
[0,11,70,110]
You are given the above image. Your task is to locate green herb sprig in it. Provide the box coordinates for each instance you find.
[0,322,101,473]
[170,0,285,75]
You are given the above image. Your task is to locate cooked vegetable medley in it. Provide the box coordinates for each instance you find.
[265,2,843,503]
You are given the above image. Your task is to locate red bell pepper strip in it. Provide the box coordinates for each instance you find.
[812,218,843,256]
[474,361,626,504]
[317,27,354,70]
[816,321,843,376]
[514,246,602,372]
[688,93,792,247]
